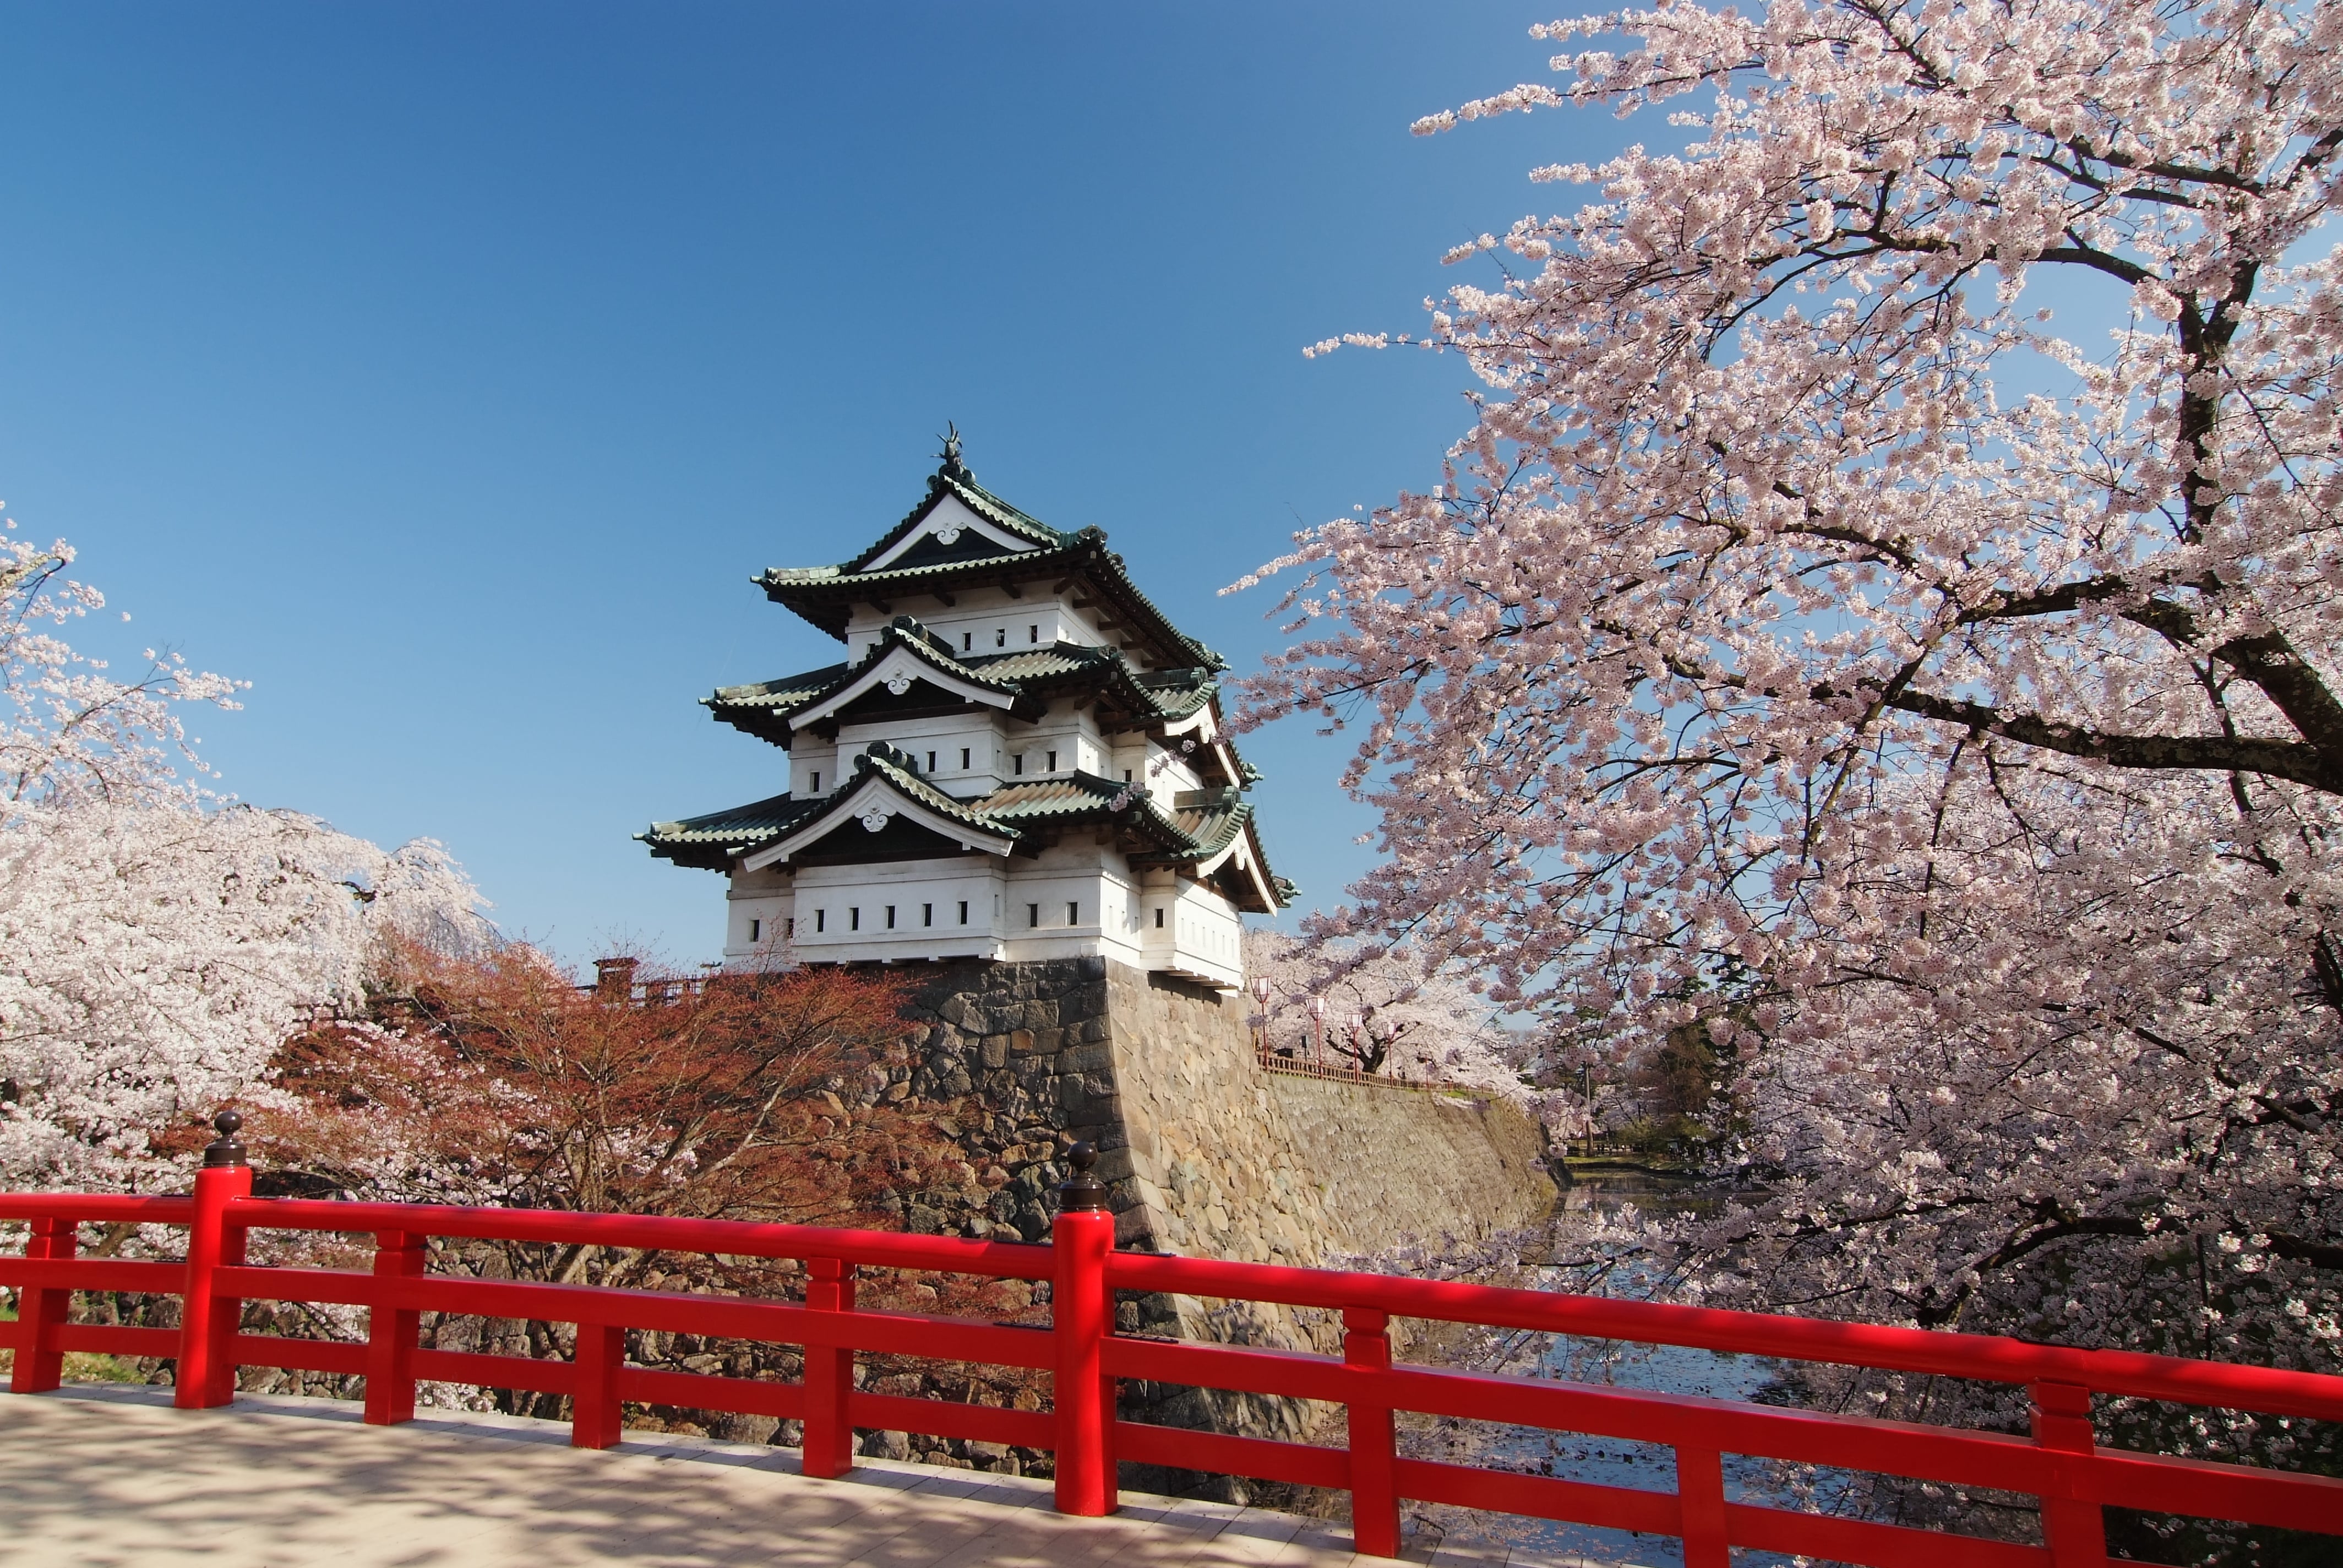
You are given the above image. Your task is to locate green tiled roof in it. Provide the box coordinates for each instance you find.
[705,616,1220,749]
[756,461,1225,673]
[635,791,825,872]
[846,465,1070,571]
[642,749,1289,908]
[707,663,850,715]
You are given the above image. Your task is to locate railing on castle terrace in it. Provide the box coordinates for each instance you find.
[3,1113,2339,1567]
[1253,1046,1431,1088]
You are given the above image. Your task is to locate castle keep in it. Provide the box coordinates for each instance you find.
[641,442,1554,1471]
[641,438,1291,989]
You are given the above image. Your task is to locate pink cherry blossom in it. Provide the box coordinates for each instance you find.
[1236,0,2343,1472]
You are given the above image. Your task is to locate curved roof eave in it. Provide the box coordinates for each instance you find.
[740,749,1020,872]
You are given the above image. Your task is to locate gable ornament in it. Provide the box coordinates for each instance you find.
[858,806,895,834]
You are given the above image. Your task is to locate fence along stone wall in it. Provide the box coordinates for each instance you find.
[894,956,1557,1453]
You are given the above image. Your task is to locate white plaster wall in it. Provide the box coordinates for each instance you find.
[832,715,1016,793]
[723,865,795,961]
[792,856,1007,960]
[785,737,842,798]
[842,580,1113,665]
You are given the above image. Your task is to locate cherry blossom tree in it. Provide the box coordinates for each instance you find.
[1246,930,1521,1081]
[1239,0,2342,1496]
[0,522,487,1190]
[2,526,239,810]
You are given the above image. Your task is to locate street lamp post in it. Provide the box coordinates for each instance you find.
[1305,994,1326,1068]
[1251,976,1273,1056]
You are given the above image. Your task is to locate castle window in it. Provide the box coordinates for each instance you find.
[1026,903,1039,928]
[958,900,968,923]
[1066,901,1079,926]
[1012,753,1024,776]
[786,917,794,939]
[996,628,1006,647]
[922,903,933,927]
[925,750,936,772]
[962,631,972,651]
[1028,624,1038,644]
[1154,907,1164,929]
[749,918,761,943]
[1046,749,1058,772]
[815,910,826,933]
[885,905,896,929]
[850,907,861,931]
[1123,769,1132,782]
[810,771,820,793]
[960,748,971,769]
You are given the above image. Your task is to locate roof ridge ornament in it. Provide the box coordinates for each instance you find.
[937,422,968,481]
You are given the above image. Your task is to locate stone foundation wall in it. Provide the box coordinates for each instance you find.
[891,957,1556,1451]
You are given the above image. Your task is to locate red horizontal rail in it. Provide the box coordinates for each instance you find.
[2,1170,2337,1566]
[0,1194,195,1224]
[1116,1419,1350,1490]
[231,1333,364,1376]
[224,1197,1057,1279]
[0,1258,187,1294]
[55,1324,179,1359]
[1108,1250,2343,1422]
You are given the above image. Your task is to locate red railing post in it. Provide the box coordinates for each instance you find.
[9,1216,75,1394]
[800,1255,857,1478]
[175,1113,251,1410]
[362,1229,426,1425]
[571,1320,624,1450]
[2031,1381,2108,1566]
[1344,1306,1401,1558]
[1052,1142,1118,1517]
[1675,1445,1731,1568]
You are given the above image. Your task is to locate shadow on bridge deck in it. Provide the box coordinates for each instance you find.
[0,1385,1629,1567]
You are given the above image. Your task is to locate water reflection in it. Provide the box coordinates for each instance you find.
[1433,1169,1820,1568]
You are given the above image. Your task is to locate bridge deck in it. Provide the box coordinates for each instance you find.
[0,1386,1620,1567]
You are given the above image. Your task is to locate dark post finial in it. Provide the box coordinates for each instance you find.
[1058,1141,1108,1212]
[201,1109,248,1169]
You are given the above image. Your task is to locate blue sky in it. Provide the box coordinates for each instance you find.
[0,3,1633,966]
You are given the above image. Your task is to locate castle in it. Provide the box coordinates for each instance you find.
[639,441,1555,1473]
[641,438,1293,988]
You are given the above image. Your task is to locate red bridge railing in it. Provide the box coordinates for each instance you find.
[2,1121,2339,1566]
